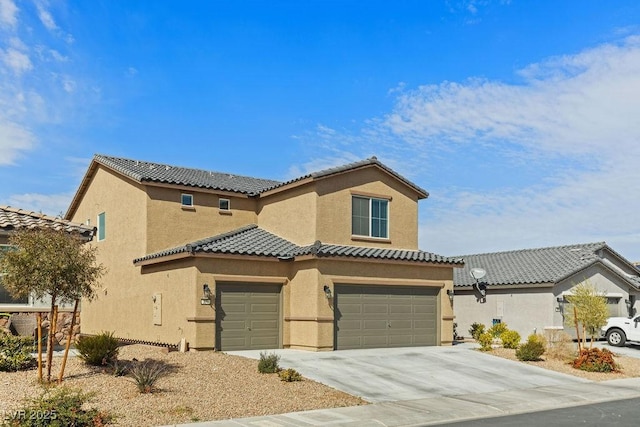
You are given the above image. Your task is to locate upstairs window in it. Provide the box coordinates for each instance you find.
[181,193,193,207]
[97,212,106,241]
[352,196,388,239]
[219,198,230,211]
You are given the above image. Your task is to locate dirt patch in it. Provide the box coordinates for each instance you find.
[0,345,366,426]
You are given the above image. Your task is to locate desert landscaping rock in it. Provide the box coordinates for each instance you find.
[0,345,365,426]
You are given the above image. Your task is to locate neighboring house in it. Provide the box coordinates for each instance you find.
[66,154,462,351]
[0,205,94,310]
[453,242,640,340]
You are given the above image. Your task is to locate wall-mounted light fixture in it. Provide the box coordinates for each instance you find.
[323,285,332,299]
[556,296,565,314]
[446,289,454,303]
[200,284,212,305]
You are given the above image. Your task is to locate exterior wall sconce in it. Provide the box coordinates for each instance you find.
[556,296,565,314]
[323,285,332,299]
[200,284,212,305]
[446,289,454,303]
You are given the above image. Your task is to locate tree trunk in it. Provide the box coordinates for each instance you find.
[573,306,581,352]
[46,303,58,382]
[58,299,79,384]
[36,312,43,383]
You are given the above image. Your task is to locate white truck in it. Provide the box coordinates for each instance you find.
[601,315,640,346]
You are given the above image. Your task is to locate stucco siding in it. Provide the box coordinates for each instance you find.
[69,166,148,338]
[315,168,420,249]
[258,184,317,245]
[146,186,257,253]
[454,287,555,341]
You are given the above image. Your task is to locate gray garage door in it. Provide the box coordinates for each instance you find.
[216,283,281,351]
[335,285,438,350]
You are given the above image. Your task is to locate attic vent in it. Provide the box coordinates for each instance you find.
[149,165,156,170]
[228,174,235,179]
[135,161,139,166]
[569,248,581,252]
[165,166,170,171]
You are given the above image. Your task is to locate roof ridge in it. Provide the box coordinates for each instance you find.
[454,241,606,258]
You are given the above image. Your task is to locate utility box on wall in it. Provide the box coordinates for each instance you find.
[153,293,162,325]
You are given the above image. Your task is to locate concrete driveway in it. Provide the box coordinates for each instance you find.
[595,340,640,358]
[228,343,588,403]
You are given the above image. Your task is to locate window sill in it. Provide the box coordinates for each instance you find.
[351,235,392,244]
[181,206,196,211]
[218,210,232,216]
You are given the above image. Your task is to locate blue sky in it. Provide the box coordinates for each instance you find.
[1,0,640,261]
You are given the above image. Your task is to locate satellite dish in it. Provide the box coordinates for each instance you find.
[469,267,486,280]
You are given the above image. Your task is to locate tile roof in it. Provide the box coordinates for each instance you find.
[260,157,429,198]
[453,242,628,287]
[0,206,94,239]
[94,154,428,198]
[94,154,281,195]
[134,225,461,266]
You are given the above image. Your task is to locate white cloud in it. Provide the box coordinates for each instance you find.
[36,4,57,31]
[0,120,34,165]
[1,47,32,74]
[0,0,18,29]
[6,192,73,217]
[376,36,640,260]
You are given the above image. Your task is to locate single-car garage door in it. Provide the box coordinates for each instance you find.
[216,283,281,351]
[335,285,439,350]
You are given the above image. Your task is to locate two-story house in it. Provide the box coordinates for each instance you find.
[66,155,462,351]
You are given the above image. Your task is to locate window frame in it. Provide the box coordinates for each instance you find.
[97,212,106,242]
[181,193,194,207]
[0,244,30,305]
[351,195,389,239]
[219,198,230,211]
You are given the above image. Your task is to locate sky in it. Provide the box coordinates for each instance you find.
[1,1,639,262]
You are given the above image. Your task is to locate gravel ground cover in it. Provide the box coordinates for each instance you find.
[489,346,640,381]
[0,344,366,426]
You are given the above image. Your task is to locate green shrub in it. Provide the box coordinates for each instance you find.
[258,351,280,374]
[278,368,302,382]
[488,322,508,338]
[516,334,546,361]
[129,359,169,393]
[477,331,494,351]
[572,348,618,372]
[0,333,35,372]
[76,332,119,366]
[7,386,112,426]
[500,330,521,349]
[469,323,485,340]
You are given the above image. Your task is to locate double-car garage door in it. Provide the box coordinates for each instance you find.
[334,285,439,350]
[215,282,439,351]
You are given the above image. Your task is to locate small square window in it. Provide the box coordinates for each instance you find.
[219,198,230,211]
[181,194,193,207]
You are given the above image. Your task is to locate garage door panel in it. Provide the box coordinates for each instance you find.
[217,283,281,351]
[336,285,438,350]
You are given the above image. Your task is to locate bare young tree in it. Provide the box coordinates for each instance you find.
[0,228,105,382]
[564,281,609,350]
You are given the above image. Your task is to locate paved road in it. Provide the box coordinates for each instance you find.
[442,396,640,426]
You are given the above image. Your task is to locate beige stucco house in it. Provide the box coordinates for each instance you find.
[66,155,462,351]
[453,243,640,340]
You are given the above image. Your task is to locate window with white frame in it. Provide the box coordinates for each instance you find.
[181,193,193,207]
[97,212,106,242]
[219,198,230,211]
[352,196,389,238]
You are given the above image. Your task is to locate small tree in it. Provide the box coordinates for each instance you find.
[564,281,609,350]
[0,228,105,382]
